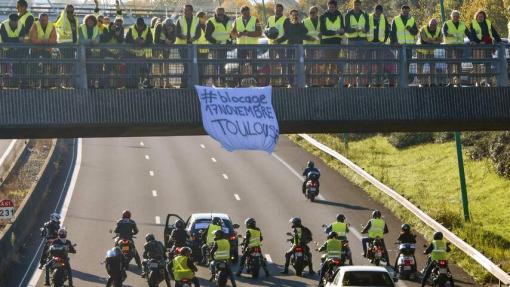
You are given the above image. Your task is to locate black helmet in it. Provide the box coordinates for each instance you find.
[175,219,184,229]
[307,160,315,168]
[213,229,224,238]
[245,218,256,228]
[264,27,279,40]
[433,231,443,240]
[145,233,155,242]
[327,231,338,239]
[372,210,381,218]
[336,214,345,222]
[401,223,411,232]
[180,246,192,256]
[289,217,301,227]
[212,217,222,226]
[58,228,67,239]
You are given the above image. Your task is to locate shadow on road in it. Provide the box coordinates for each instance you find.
[73,269,108,284]
[314,199,370,210]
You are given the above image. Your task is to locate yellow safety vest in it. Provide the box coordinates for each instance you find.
[331,222,347,237]
[2,20,22,38]
[19,11,33,40]
[34,21,54,41]
[322,15,342,40]
[172,255,194,281]
[417,25,441,54]
[368,13,386,42]
[79,24,100,42]
[394,15,416,44]
[54,11,78,43]
[175,16,199,45]
[196,27,209,53]
[443,20,466,44]
[326,239,342,259]
[508,21,510,41]
[347,12,367,38]
[214,239,230,260]
[206,224,222,245]
[293,227,302,245]
[209,17,232,44]
[471,19,494,41]
[303,17,321,45]
[431,239,448,261]
[368,218,385,239]
[267,15,287,44]
[130,25,149,41]
[235,16,258,44]
[247,228,261,248]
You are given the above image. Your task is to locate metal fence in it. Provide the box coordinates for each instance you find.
[0,43,507,89]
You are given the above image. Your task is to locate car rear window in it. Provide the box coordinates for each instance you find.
[190,218,233,235]
[342,271,394,287]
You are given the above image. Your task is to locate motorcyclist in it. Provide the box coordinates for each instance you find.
[421,231,453,287]
[114,210,142,268]
[209,229,237,287]
[201,216,223,265]
[168,219,190,257]
[281,217,315,275]
[39,213,61,269]
[326,214,350,241]
[44,228,76,287]
[361,210,390,266]
[394,223,417,270]
[105,246,127,287]
[141,233,171,287]
[302,161,320,194]
[317,232,343,287]
[169,247,200,287]
[236,218,270,277]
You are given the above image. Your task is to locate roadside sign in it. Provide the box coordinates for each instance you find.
[0,199,15,220]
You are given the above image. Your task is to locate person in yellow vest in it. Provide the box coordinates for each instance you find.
[442,10,471,87]
[421,232,452,287]
[236,218,270,277]
[469,10,501,87]
[209,230,237,287]
[153,19,176,88]
[16,0,33,41]
[367,5,390,87]
[345,0,369,87]
[317,232,343,287]
[303,6,321,87]
[320,0,345,86]
[265,3,291,86]
[169,247,200,287]
[205,7,232,86]
[29,13,57,88]
[232,5,262,86]
[176,4,201,88]
[125,17,153,88]
[416,18,442,87]
[0,14,25,88]
[201,216,223,264]
[79,14,102,88]
[54,4,79,88]
[326,214,350,241]
[361,210,390,266]
[390,4,418,45]
[100,16,124,88]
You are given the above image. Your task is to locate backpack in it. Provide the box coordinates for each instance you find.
[301,226,313,244]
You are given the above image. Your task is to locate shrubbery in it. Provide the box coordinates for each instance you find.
[387,133,434,148]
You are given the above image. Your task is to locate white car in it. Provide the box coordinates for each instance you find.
[326,266,396,287]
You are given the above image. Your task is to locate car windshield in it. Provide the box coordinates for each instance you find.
[189,218,233,235]
[342,271,394,287]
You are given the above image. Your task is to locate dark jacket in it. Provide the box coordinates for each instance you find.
[18,12,34,36]
[105,253,126,275]
[0,22,25,42]
[114,219,139,239]
[154,23,176,44]
[42,221,61,239]
[287,21,308,44]
[143,240,166,259]
[469,20,501,43]
[369,14,390,43]
[169,228,190,248]
[101,22,124,43]
[125,25,153,45]
[397,232,417,244]
[269,16,291,44]
[344,9,369,40]
[50,238,76,258]
[320,10,344,45]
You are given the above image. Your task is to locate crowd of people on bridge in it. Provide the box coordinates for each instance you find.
[0,0,508,88]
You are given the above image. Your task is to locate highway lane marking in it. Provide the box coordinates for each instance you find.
[152,190,158,197]
[222,173,229,180]
[265,254,273,263]
[155,216,161,224]
[200,144,206,149]
[25,138,82,287]
[234,194,241,201]
[211,157,217,163]
[140,141,145,146]
[0,140,17,167]
[145,155,150,160]
[149,170,155,176]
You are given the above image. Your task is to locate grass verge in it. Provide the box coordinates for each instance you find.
[289,134,510,283]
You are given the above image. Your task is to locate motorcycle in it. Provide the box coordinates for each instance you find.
[175,278,193,287]
[395,242,416,279]
[114,236,137,269]
[286,232,309,276]
[47,244,76,287]
[429,259,454,287]
[212,260,229,287]
[304,171,320,202]
[146,258,167,287]
[245,246,262,279]
[320,257,344,286]
[367,237,386,266]
[321,224,353,265]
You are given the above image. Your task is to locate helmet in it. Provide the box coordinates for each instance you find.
[401,223,411,232]
[289,217,301,227]
[57,228,67,239]
[307,161,315,168]
[180,247,192,256]
[175,219,184,229]
[245,218,256,228]
[145,233,155,242]
[327,231,338,239]
[113,246,121,256]
[50,213,61,222]
[264,27,279,40]
[212,217,222,226]
[122,210,131,219]
[372,210,381,218]
[213,229,224,238]
[433,231,443,240]
[107,246,121,257]
[336,214,345,222]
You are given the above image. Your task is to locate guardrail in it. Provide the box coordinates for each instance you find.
[298,134,510,286]
[0,43,507,89]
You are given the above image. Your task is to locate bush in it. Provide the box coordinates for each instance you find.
[387,133,434,149]
[433,132,454,143]
[489,132,510,178]
[331,133,376,142]
[463,132,499,161]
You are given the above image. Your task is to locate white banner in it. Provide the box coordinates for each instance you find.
[195,85,279,153]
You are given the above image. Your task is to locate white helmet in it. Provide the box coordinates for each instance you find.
[50,213,61,222]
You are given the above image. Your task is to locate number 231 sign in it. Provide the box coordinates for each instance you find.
[0,199,15,220]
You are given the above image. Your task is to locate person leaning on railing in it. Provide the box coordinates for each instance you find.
[303,6,321,87]
[390,4,418,84]
[175,4,201,88]
[266,3,291,86]
[367,5,390,87]
[345,0,369,87]
[100,15,125,88]
[205,7,233,86]
[416,18,442,87]
[79,14,102,89]
[153,18,176,88]
[320,0,345,87]
[16,0,34,88]
[125,17,153,89]
[442,10,471,87]
[0,14,25,88]
[54,4,79,88]
[469,10,501,87]
[29,13,57,88]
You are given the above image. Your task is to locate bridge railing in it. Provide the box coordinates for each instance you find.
[0,43,506,89]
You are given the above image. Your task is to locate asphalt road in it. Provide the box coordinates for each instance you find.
[20,136,476,287]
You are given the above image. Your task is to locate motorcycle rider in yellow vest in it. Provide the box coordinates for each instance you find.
[421,232,452,287]
[168,247,200,287]
[317,232,343,287]
[282,217,315,275]
[209,230,237,287]
[236,218,270,277]
[201,217,223,264]
[361,210,390,266]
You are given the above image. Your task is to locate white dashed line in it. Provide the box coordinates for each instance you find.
[211,157,217,163]
[222,173,229,180]
[265,254,273,263]
[155,216,161,224]
[200,144,206,149]
[152,190,158,197]
[140,141,145,146]
[234,194,241,201]
[145,155,150,160]
[149,170,154,176]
